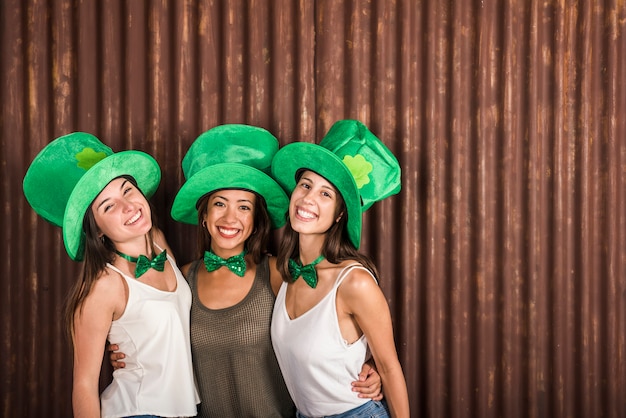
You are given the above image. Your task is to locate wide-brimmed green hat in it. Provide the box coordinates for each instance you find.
[271,119,401,248]
[23,132,161,261]
[171,124,289,228]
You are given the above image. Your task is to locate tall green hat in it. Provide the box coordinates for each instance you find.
[171,124,289,228]
[23,132,161,261]
[271,119,401,248]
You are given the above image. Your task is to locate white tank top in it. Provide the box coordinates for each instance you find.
[271,263,375,417]
[100,248,199,418]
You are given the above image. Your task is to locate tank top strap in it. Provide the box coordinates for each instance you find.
[334,263,377,287]
[154,242,175,263]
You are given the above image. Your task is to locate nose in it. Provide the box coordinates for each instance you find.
[223,205,238,222]
[301,189,315,205]
[121,198,136,212]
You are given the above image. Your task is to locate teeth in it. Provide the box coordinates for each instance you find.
[297,208,316,219]
[218,227,239,236]
[126,211,141,225]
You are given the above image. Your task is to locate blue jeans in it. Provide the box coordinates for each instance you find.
[126,416,161,418]
[296,400,390,418]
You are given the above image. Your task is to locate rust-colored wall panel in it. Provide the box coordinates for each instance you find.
[1,1,625,417]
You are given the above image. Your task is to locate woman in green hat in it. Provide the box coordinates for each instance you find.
[168,124,295,417]
[270,120,410,418]
[109,124,383,417]
[22,133,199,417]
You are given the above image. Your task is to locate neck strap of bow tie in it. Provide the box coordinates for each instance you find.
[288,254,325,288]
[203,249,248,277]
[115,249,167,278]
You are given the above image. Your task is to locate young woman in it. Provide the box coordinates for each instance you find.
[23,132,199,418]
[108,124,382,417]
[270,120,410,418]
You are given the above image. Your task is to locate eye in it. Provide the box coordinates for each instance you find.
[239,204,252,211]
[123,186,133,195]
[214,201,225,207]
[103,203,114,213]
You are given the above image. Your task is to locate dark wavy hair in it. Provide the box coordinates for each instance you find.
[195,189,271,265]
[276,170,379,282]
[63,175,158,341]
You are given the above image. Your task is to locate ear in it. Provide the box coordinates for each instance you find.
[335,212,344,223]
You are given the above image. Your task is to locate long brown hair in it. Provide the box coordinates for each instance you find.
[63,176,157,341]
[276,172,379,282]
[195,189,271,265]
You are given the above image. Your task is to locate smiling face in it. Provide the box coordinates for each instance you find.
[289,170,343,237]
[202,189,256,257]
[91,177,152,247]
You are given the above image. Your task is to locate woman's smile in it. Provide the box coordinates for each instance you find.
[125,210,143,225]
[295,207,317,220]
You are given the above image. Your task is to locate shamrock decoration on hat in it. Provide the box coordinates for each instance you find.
[271,119,401,248]
[23,132,161,261]
[171,124,289,229]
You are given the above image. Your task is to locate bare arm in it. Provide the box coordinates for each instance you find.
[72,270,125,417]
[339,270,410,418]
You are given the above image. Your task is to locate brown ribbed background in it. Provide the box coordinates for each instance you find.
[1,1,625,417]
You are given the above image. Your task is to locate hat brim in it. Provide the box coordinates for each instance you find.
[271,142,362,248]
[62,151,161,261]
[171,163,289,228]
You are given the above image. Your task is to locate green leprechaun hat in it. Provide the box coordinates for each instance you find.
[23,132,161,261]
[271,119,401,248]
[171,124,289,228]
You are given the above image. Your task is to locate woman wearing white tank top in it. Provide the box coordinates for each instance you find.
[271,120,410,418]
[23,132,199,417]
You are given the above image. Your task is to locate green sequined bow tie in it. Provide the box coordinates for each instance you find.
[203,250,247,277]
[288,255,325,288]
[115,249,167,278]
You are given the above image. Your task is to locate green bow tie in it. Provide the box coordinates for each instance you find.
[115,249,167,278]
[288,255,325,288]
[203,250,247,277]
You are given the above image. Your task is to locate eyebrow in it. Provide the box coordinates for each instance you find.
[96,179,130,210]
[301,176,336,193]
[213,194,255,205]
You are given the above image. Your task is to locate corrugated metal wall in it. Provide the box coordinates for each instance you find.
[1,0,625,417]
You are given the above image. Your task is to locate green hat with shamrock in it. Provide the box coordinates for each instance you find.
[171,124,289,228]
[271,119,401,248]
[23,132,161,261]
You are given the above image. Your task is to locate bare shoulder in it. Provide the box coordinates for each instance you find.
[92,267,125,294]
[79,267,127,318]
[337,264,380,298]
